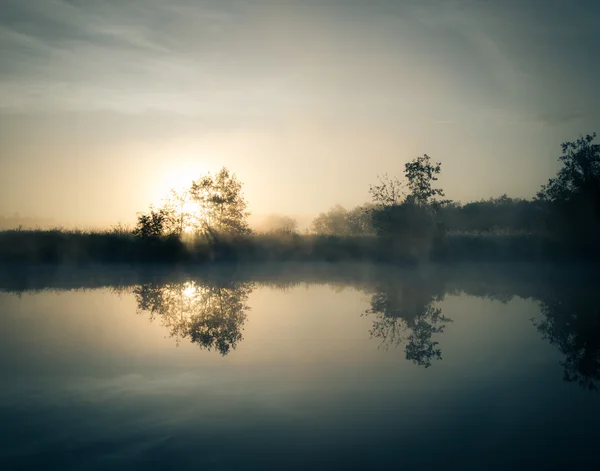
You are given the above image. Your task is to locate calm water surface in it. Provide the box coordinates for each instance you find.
[0,263,598,470]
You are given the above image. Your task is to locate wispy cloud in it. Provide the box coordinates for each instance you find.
[0,0,293,118]
[0,0,599,126]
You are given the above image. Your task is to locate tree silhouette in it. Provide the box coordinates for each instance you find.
[190,167,251,237]
[368,155,449,248]
[369,174,406,208]
[133,279,254,355]
[537,132,600,244]
[538,133,600,204]
[440,195,544,233]
[132,206,172,239]
[133,167,251,239]
[404,154,449,209]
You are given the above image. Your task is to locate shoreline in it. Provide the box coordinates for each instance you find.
[0,229,597,265]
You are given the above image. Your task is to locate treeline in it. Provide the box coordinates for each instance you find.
[309,196,544,236]
[1,132,598,263]
[283,134,600,251]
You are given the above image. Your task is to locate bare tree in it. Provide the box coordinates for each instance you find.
[369,174,406,208]
[162,189,194,235]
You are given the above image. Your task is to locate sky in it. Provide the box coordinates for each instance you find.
[1,0,599,228]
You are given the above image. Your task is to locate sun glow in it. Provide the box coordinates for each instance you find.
[147,162,214,234]
[182,281,198,298]
[152,164,209,208]
[180,199,198,215]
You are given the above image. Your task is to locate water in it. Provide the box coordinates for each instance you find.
[0,263,598,470]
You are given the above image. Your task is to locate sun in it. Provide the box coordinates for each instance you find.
[180,198,197,215]
[152,165,209,208]
[182,281,198,298]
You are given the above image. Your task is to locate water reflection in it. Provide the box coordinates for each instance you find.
[363,275,451,367]
[1,264,599,390]
[534,281,600,391]
[131,273,454,367]
[133,280,254,355]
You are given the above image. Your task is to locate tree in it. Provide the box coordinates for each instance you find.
[133,206,171,239]
[441,195,544,234]
[404,154,449,209]
[261,214,298,234]
[310,204,375,236]
[310,205,350,235]
[133,167,251,240]
[369,203,436,242]
[368,154,448,243]
[369,154,448,212]
[368,174,406,208]
[189,167,252,237]
[537,133,600,243]
[161,189,194,235]
[538,133,600,204]
[346,204,375,235]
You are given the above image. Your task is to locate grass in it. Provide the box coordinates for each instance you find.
[0,228,595,265]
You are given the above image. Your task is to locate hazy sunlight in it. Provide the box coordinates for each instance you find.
[152,165,208,208]
[2,1,599,469]
[182,281,198,298]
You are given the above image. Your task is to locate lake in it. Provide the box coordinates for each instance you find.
[0,263,598,470]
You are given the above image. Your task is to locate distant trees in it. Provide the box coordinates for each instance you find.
[260,214,299,235]
[311,205,349,235]
[134,167,251,239]
[307,155,450,242]
[440,195,544,234]
[310,204,374,236]
[346,204,375,235]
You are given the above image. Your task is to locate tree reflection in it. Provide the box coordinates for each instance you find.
[133,280,254,355]
[534,280,600,391]
[365,276,451,368]
[4,263,598,390]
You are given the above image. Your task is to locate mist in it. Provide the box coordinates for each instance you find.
[2,1,600,469]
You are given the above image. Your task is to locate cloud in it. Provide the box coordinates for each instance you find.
[0,0,292,118]
[0,0,599,132]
